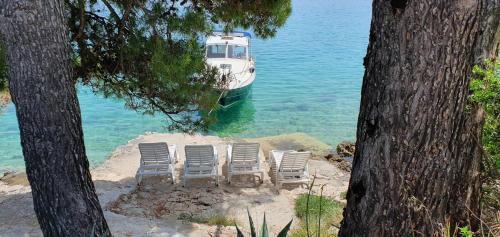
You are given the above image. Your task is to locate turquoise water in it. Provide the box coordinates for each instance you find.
[0,0,371,171]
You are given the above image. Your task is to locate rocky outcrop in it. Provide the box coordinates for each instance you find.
[336,141,355,157]
[323,141,356,172]
[324,153,352,172]
[1,171,29,186]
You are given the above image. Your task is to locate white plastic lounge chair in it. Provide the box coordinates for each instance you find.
[183,145,219,187]
[269,150,311,192]
[226,143,264,184]
[136,142,178,185]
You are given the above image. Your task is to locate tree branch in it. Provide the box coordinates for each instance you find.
[100,0,121,24]
[76,0,86,40]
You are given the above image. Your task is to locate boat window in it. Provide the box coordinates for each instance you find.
[207,44,227,58]
[228,45,247,59]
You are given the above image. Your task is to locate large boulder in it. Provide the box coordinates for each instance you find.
[336,141,355,157]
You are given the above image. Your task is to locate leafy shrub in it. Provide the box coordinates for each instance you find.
[470,59,500,171]
[469,59,500,235]
[469,59,500,217]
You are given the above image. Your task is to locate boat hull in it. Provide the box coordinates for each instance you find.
[218,83,253,109]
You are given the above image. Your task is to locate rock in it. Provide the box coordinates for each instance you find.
[121,195,129,202]
[337,161,352,172]
[324,152,352,172]
[324,153,342,162]
[0,171,29,186]
[336,141,355,157]
[178,212,191,220]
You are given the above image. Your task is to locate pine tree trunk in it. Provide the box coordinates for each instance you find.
[339,0,500,236]
[0,0,111,236]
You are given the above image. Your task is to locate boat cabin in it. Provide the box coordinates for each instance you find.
[205,32,251,60]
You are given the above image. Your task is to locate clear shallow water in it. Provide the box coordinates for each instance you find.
[0,0,371,171]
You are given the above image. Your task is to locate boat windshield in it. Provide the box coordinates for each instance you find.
[206,44,226,58]
[228,45,247,59]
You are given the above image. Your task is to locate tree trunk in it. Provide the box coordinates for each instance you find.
[0,0,111,236]
[339,0,500,236]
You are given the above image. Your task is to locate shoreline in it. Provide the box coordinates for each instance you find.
[1,131,350,183]
[0,132,351,236]
[0,90,10,109]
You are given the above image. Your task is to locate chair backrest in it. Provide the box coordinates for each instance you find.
[231,143,260,164]
[279,151,311,173]
[184,145,215,167]
[138,142,171,164]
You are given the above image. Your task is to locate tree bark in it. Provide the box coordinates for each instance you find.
[0,0,111,236]
[339,0,500,236]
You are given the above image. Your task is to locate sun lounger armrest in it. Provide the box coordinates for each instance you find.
[213,147,219,165]
[226,145,232,166]
[168,145,177,163]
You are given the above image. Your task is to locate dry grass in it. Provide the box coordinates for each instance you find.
[181,213,238,227]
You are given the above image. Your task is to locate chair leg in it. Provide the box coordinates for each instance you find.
[136,174,142,186]
[260,171,264,184]
[227,173,231,184]
[216,169,219,186]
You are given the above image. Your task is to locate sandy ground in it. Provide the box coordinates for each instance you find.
[0,133,350,236]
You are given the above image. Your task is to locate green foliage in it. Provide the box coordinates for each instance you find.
[65,0,292,131]
[236,209,292,237]
[0,38,7,91]
[260,214,269,237]
[470,59,500,168]
[469,59,500,213]
[295,194,343,220]
[209,0,292,38]
[458,226,473,237]
[291,194,344,237]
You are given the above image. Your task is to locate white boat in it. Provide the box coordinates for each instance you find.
[205,31,256,108]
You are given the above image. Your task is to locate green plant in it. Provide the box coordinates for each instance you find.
[469,59,500,224]
[295,194,344,222]
[290,176,344,237]
[459,226,473,237]
[291,194,344,237]
[235,209,293,237]
[470,59,500,170]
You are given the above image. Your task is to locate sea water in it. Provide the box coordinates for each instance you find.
[0,0,371,171]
